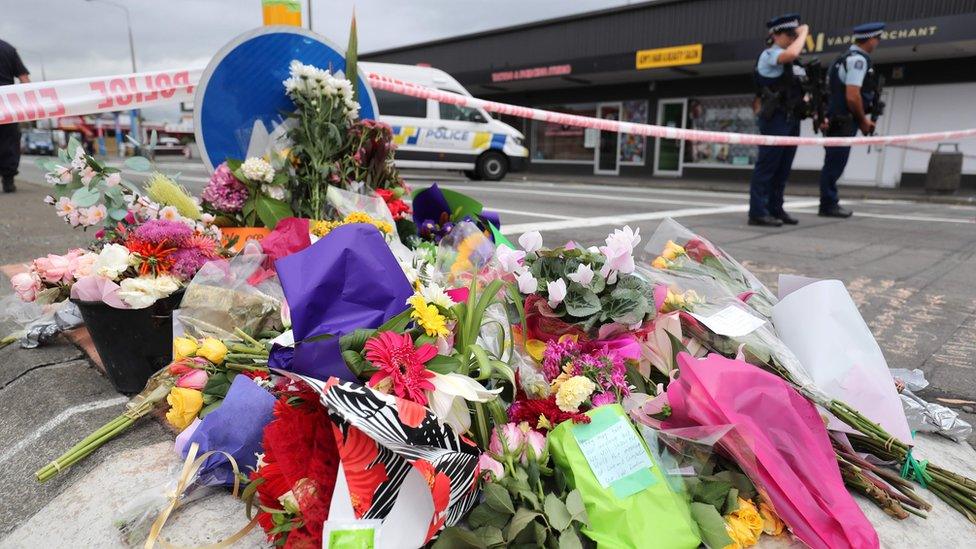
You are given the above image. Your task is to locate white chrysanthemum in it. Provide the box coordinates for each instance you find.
[241,157,274,183]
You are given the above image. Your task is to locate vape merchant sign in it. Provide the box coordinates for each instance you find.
[635,44,702,70]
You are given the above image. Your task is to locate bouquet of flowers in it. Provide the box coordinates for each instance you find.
[646,218,777,318]
[201,157,292,229]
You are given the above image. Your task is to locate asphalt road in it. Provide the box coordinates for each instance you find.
[2,155,976,536]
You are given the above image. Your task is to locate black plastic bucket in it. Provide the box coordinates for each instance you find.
[71,290,184,394]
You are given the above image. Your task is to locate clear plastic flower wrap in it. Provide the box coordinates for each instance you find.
[174,243,285,340]
[434,220,495,284]
[0,294,83,349]
[645,218,777,319]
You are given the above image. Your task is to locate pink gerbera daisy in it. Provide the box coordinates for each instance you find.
[364,331,437,405]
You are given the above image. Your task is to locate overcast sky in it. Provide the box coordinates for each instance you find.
[1,0,634,81]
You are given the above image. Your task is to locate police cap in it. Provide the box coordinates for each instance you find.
[853,22,886,41]
[767,13,800,33]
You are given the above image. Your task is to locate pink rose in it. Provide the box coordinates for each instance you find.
[66,249,97,278]
[478,453,505,481]
[685,238,719,263]
[176,369,209,390]
[489,423,524,457]
[33,254,74,284]
[11,271,42,302]
[521,429,547,464]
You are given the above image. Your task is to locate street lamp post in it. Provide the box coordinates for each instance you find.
[85,0,140,157]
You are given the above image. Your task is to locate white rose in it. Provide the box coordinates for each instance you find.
[117,275,179,309]
[94,244,133,280]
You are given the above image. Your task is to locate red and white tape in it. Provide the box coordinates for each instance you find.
[0,68,200,124]
[4,67,976,148]
[367,73,976,148]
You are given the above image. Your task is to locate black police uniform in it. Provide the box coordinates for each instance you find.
[818,23,885,216]
[0,39,29,192]
[748,14,806,226]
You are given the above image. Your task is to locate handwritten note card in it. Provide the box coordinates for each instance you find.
[691,305,766,338]
[573,407,655,498]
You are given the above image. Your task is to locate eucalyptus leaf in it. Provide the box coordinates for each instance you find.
[67,137,82,159]
[124,156,151,171]
[109,208,129,221]
[544,494,572,531]
[71,186,101,207]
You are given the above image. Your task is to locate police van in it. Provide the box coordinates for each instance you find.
[361,62,528,181]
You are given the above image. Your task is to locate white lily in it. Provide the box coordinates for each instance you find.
[426,372,502,434]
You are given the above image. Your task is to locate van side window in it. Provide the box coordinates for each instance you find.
[374,89,427,117]
[438,101,487,123]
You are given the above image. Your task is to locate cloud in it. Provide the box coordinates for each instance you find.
[1,0,628,119]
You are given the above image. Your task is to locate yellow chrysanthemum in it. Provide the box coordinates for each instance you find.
[408,294,450,338]
[310,213,392,238]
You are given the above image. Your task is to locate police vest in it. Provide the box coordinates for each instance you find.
[753,51,804,116]
[827,50,879,116]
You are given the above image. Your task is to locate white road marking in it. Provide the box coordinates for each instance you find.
[792,208,976,224]
[485,179,752,199]
[443,183,728,207]
[500,199,822,235]
[0,396,129,464]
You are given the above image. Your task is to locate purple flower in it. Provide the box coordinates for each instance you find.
[133,219,192,246]
[201,163,248,213]
[542,338,581,381]
[591,392,617,407]
[171,248,211,280]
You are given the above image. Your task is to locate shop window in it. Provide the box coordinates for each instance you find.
[374,89,427,118]
[620,100,648,164]
[530,103,597,162]
[684,95,759,167]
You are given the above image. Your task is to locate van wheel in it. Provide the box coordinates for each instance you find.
[464,170,481,180]
[476,151,508,181]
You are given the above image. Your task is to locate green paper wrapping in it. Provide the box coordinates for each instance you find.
[548,405,701,549]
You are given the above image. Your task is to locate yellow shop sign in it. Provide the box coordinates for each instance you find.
[636,44,703,70]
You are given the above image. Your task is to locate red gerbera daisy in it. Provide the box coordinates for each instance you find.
[364,331,437,405]
[124,237,176,276]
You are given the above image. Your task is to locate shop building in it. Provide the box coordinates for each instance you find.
[363,0,976,188]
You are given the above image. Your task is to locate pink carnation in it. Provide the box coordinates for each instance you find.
[202,163,248,213]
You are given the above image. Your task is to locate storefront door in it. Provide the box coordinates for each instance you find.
[654,99,686,177]
[594,103,621,175]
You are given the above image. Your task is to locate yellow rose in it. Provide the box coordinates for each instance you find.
[172,336,198,361]
[759,502,785,536]
[525,339,547,362]
[662,240,686,261]
[733,498,764,539]
[196,337,228,365]
[651,256,668,270]
[725,515,760,548]
[165,387,203,430]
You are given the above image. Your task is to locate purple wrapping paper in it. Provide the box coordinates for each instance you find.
[412,183,452,227]
[182,375,276,486]
[273,223,413,380]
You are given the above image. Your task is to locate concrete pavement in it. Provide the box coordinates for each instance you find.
[3,157,976,546]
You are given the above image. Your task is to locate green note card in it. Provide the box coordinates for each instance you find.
[572,406,656,499]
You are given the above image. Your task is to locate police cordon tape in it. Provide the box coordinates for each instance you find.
[366,73,976,148]
[4,66,976,148]
[0,68,200,124]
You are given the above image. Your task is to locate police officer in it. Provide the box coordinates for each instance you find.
[818,22,885,218]
[0,38,30,193]
[748,14,809,227]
